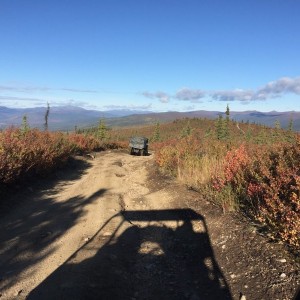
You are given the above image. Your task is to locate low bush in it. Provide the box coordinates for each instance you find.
[0,128,125,187]
[154,128,299,251]
[211,142,300,250]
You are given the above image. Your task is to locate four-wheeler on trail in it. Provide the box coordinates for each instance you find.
[129,136,148,156]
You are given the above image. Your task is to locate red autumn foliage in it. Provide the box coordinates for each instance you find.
[153,123,299,251]
[213,142,300,250]
[0,128,124,186]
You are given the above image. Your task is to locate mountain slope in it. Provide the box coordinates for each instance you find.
[104,110,299,131]
[0,106,299,131]
[0,106,150,130]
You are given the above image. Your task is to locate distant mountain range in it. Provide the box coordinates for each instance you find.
[0,105,299,131]
[0,106,149,131]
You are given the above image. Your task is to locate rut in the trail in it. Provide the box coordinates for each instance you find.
[1,151,299,300]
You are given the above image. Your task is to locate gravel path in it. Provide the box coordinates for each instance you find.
[0,150,298,300]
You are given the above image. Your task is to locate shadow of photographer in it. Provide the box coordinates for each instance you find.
[27,209,232,300]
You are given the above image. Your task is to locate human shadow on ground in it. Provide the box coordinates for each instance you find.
[0,157,107,292]
[28,209,232,300]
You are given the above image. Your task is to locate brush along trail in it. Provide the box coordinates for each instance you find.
[0,150,298,300]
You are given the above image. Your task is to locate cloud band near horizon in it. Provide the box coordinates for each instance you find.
[0,85,98,94]
[142,76,300,103]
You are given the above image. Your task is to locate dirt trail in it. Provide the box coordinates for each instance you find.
[0,150,299,300]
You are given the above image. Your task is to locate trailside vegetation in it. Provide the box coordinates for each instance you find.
[108,112,300,253]
[0,127,124,187]
[1,108,299,253]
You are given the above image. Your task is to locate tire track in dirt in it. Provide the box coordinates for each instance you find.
[0,150,157,299]
[0,150,298,300]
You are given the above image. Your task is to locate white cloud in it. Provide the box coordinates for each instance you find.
[175,88,205,102]
[0,85,97,93]
[257,77,300,96]
[141,91,170,103]
[0,96,96,109]
[211,77,300,102]
[0,95,45,102]
[49,99,92,107]
[211,89,255,102]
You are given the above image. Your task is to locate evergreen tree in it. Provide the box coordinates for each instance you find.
[21,115,30,133]
[224,104,230,138]
[225,104,230,122]
[44,102,50,131]
[246,124,253,142]
[181,120,192,137]
[288,117,294,132]
[98,119,107,140]
[287,117,295,143]
[256,127,268,144]
[274,119,281,130]
[152,122,161,141]
[216,114,225,140]
[204,127,213,138]
[272,119,282,142]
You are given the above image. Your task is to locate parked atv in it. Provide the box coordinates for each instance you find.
[129,137,148,156]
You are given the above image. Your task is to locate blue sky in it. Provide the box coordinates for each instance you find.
[0,0,300,112]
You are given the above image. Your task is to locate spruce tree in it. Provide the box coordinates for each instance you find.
[288,117,294,132]
[98,119,107,140]
[216,114,225,140]
[181,120,192,137]
[21,115,30,133]
[224,104,230,139]
[152,122,161,141]
[44,102,50,131]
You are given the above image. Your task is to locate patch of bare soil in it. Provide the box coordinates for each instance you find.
[0,150,299,300]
